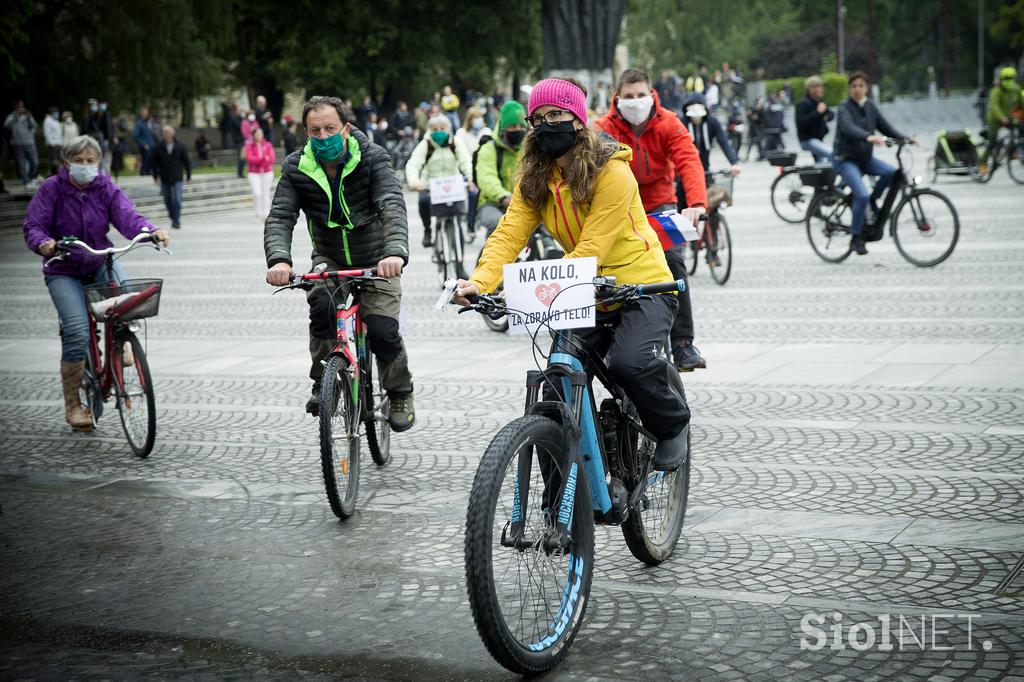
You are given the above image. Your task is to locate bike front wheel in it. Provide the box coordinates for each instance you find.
[707,214,733,285]
[770,168,814,223]
[465,415,594,675]
[320,355,360,519]
[806,189,853,263]
[1007,138,1024,185]
[891,188,960,267]
[79,346,103,428]
[115,332,156,458]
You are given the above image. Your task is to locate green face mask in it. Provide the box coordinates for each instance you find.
[310,133,346,162]
[430,130,449,146]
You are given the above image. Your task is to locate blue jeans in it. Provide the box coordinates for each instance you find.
[800,138,833,163]
[46,261,127,362]
[833,157,895,236]
[161,180,184,225]
[14,144,38,185]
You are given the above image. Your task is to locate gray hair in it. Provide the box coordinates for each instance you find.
[62,135,102,161]
[427,114,452,131]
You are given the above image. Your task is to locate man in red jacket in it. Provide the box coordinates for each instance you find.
[595,68,709,371]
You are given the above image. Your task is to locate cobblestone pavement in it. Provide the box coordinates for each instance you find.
[1,151,1022,681]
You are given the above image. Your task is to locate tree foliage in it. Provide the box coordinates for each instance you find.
[4,0,541,122]
[624,0,1021,94]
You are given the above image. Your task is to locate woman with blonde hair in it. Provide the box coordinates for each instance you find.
[454,78,691,471]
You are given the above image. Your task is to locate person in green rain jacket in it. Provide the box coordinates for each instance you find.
[474,100,529,235]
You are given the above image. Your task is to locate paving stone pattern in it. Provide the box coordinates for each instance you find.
[0,153,1022,680]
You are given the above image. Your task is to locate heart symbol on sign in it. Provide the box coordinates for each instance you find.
[535,283,561,306]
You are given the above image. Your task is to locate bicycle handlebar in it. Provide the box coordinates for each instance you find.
[46,231,169,266]
[452,277,687,317]
[884,137,916,148]
[275,267,383,294]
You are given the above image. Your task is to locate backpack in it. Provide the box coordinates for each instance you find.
[471,136,505,187]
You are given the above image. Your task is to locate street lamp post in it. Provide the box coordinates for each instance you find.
[837,0,846,74]
[978,0,985,90]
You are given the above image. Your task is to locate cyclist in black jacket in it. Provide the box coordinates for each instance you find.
[832,71,907,256]
[795,75,835,163]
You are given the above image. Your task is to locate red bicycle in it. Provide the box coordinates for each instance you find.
[275,267,393,519]
[48,232,169,457]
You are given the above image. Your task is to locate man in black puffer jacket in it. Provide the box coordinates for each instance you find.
[265,96,415,430]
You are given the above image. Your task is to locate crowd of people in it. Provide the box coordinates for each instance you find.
[17,55,1024,480]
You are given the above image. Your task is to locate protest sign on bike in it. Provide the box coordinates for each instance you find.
[501,256,597,335]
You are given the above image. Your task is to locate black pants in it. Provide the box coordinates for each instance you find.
[656,201,696,344]
[544,294,689,440]
[417,191,432,236]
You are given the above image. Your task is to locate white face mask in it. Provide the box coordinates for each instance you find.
[69,162,100,186]
[618,95,653,126]
[686,104,708,121]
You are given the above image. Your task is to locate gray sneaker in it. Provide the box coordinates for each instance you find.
[388,392,415,432]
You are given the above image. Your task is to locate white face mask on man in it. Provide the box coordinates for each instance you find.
[618,95,654,126]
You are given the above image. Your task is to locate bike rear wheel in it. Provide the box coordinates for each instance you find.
[770,168,814,223]
[362,340,392,467]
[320,355,360,519]
[806,189,853,263]
[465,415,594,675]
[707,214,732,285]
[621,369,689,564]
[891,188,960,267]
[115,332,156,458]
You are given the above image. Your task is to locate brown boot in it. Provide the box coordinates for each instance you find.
[60,361,93,431]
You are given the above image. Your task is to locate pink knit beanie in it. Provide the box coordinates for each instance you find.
[527,78,588,126]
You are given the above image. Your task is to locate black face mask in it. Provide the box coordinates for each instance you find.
[504,129,526,149]
[534,121,577,158]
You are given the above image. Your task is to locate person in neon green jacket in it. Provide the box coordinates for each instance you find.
[475,101,528,235]
[980,66,1023,173]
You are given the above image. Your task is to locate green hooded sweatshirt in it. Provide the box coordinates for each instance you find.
[476,101,526,208]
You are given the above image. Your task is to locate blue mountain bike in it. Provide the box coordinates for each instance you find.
[457,277,691,674]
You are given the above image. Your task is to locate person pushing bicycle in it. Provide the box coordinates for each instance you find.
[264,96,416,432]
[595,68,710,372]
[22,134,170,431]
[454,77,691,471]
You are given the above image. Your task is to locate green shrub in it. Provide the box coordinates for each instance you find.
[764,72,847,105]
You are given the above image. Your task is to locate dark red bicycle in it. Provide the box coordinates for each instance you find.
[275,268,393,519]
[48,232,169,457]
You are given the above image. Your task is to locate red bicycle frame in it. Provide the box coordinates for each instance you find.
[298,269,373,377]
[85,283,158,401]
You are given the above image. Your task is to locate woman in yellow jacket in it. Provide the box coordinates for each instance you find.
[454,77,690,471]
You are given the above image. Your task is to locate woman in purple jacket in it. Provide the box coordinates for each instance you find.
[23,135,170,431]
